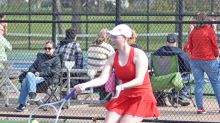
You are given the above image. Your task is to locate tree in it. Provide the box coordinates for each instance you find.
[31,0,43,12]
[7,0,23,8]
[98,0,104,13]
[71,0,82,33]
[54,0,65,35]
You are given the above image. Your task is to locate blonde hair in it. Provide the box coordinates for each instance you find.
[94,28,109,45]
[195,12,208,29]
[127,30,138,45]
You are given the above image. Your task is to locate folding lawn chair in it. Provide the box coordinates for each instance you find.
[150,55,195,107]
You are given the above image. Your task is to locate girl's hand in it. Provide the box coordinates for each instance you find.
[73,84,86,93]
[112,85,124,99]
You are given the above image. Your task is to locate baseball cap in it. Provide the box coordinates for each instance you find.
[107,24,132,38]
[167,34,177,43]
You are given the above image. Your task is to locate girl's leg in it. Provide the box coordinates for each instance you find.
[104,111,121,123]
[119,114,143,123]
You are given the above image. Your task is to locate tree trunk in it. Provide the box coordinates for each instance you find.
[98,0,104,13]
[31,0,43,12]
[7,0,22,8]
[55,0,65,36]
[71,0,81,33]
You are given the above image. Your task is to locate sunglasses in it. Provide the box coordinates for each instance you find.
[44,47,52,50]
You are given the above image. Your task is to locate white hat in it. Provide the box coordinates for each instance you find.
[107,24,132,38]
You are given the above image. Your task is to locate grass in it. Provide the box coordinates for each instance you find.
[6,15,192,34]
[5,14,193,51]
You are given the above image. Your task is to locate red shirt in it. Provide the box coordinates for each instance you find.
[188,25,219,60]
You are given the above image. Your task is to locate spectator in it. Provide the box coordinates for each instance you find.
[87,28,115,100]
[0,14,12,68]
[185,12,217,53]
[15,41,61,112]
[187,12,220,114]
[153,33,191,106]
[0,14,11,97]
[55,28,83,69]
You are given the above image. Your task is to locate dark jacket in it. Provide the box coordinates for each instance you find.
[28,53,61,84]
[153,46,191,73]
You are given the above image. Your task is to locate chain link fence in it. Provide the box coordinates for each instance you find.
[0,0,220,122]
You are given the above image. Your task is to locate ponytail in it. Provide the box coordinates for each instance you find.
[128,30,137,45]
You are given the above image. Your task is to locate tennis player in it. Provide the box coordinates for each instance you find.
[74,24,160,123]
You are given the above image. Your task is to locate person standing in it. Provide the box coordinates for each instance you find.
[187,12,220,114]
[74,24,159,123]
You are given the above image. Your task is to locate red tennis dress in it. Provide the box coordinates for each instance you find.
[105,47,160,117]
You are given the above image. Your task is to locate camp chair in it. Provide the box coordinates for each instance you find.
[150,55,195,107]
[18,72,62,106]
[36,79,61,104]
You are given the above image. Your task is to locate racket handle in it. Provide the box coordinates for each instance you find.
[64,91,76,100]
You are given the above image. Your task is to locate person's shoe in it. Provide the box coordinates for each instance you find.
[179,100,190,106]
[28,92,38,104]
[178,97,190,106]
[36,100,47,111]
[167,94,176,106]
[197,108,207,114]
[15,104,28,112]
[164,96,172,106]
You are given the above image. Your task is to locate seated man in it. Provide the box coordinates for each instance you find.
[152,33,191,106]
[15,41,61,112]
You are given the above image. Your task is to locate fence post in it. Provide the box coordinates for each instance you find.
[146,0,150,52]
[115,0,121,25]
[211,0,214,12]
[85,0,89,51]
[52,0,57,45]
[176,0,183,49]
[28,0,31,50]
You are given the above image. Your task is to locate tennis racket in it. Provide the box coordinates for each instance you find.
[28,90,76,123]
